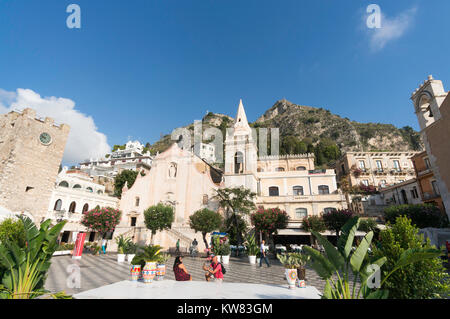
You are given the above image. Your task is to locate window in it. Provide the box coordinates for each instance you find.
[69,202,76,213]
[269,187,279,197]
[73,184,82,190]
[97,190,103,195]
[82,204,89,213]
[234,152,244,174]
[275,167,285,172]
[424,158,431,169]
[411,187,419,199]
[358,160,366,170]
[54,199,62,211]
[362,180,369,186]
[257,167,264,172]
[131,217,137,227]
[295,208,308,219]
[393,160,401,172]
[431,181,440,196]
[296,166,307,171]
[293,186,304,196]
[86,187,93,193]
[376,160,383,171]
[135,197,140,207]
[324,207,337,214]
[318,185,330,195]
[58,181,69,188]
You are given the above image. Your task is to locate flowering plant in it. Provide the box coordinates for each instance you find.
[250,207,289,236]
[80,207,122,237]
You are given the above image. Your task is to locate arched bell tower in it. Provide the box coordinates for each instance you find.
[224,99,258,192]
[411,75,447,131]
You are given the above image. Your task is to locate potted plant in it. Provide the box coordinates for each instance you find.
[221,243,231,264]
[244,234,259,264]
[140,245,162,283]
[125,242,137,264]
[277,254,298,289]
[156,253,170,281]
[115,235,131,263]
[289,253,310,288]
[211,236,222,262]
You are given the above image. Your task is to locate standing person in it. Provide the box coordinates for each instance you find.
[101,237,107,255]
[173,256,192,281]
[176,239,180,254]
[259,240,270,267]
[203,255,224,282]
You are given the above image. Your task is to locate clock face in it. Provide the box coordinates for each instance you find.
[39,132,52,145]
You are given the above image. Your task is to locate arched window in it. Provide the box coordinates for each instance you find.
[58,181,69,188]
[269,186,279,197]
[324,207,337,214]
[296,166,306,171]
[135,197,140,207]
[97,190,103,195]
[293,186,304,196]
[82,204,89,213]
[318,185,330,195]
[69,202,76,213]
[275,167,285,172]
[73,184,82,190]
[86,187,93,193]
[54,199,62,211]
[295,208,308,219]
[234,152,244,174]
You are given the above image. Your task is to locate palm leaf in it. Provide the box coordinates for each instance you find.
[337,217,360,259]
[350,231,373,273]
[311,230,345,270]
[365,289,389,299]
[303,246,335,279]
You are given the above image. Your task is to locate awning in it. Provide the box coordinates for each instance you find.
[276,229,367,236]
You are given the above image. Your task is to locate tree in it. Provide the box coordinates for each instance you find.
[384,204,449,229]
[301,215,327,245]
[214,187,256,251]
[372,217,449,299]
[323,209,354,238]
[144,204,175,244]
[189,208,223,249]
[114,169,138,198]
[220,214,247,246]
[250,207,289,243]
[81,207,122,239]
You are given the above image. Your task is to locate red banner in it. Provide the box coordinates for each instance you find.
[72,233,86,260]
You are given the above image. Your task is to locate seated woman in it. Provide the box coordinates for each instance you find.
[173,256,192,281]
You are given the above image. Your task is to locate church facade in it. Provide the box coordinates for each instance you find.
[115,101,346,251]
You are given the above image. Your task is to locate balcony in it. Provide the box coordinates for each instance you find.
[47,210,81,223]
[423,192,440,200]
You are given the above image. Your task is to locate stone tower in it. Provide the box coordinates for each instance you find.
[411,75,450,218]
[224,100,258,192]
[0,109,70,222]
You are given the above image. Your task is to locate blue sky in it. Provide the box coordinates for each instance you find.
[0,0,449,164]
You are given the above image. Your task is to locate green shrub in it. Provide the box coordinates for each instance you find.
[384,204,449,229]
[373,216,449,299]
[0,218,26,247]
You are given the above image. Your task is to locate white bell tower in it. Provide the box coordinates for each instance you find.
[223,100,258,192]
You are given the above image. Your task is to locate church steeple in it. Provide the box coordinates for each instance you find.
[234,99,251,133]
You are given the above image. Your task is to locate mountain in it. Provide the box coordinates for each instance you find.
[146,99,422,167]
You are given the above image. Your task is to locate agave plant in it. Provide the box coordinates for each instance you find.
[115,235,132,254]
[0,216,71,299]
[303,217,442,299]
[157,253,170,265]
[289,253,310,268]
[244,234,259,256]
[131,245,162,267]
[277,254,297,269]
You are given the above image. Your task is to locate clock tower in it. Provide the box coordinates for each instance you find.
[0,108,70,221]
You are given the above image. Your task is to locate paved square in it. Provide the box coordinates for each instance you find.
[45,254,337,297]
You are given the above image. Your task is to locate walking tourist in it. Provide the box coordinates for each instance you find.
[176,239,180,254]
[203,255,224,282]
[173,256,192,281]
[101,237,107,255]
[259,240,270,267]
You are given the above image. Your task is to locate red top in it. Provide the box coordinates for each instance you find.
[173,264,191,281]
[211,262,223,279]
